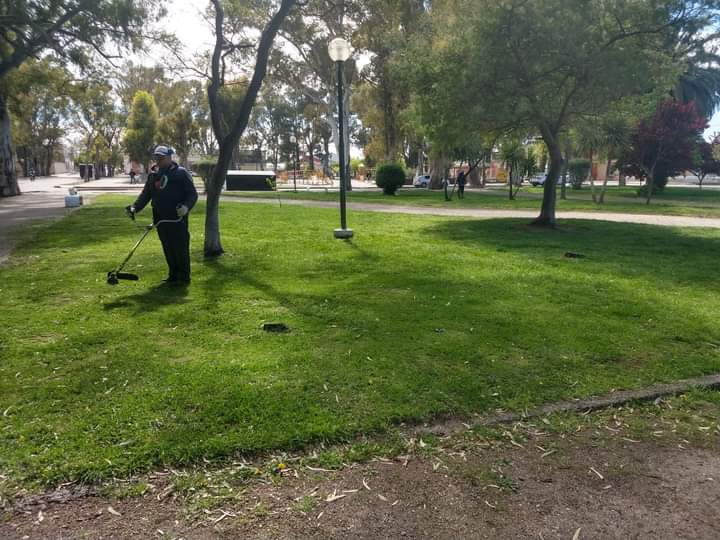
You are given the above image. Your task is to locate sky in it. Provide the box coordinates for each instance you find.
[152,0,720,141]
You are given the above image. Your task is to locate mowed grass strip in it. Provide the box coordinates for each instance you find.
[227,184,720,218]
[1,196,719,487]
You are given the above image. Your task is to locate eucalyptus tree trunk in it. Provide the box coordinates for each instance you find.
[560,139,571,201]
[599,159,612,203]
[429,155,449,189]
[507,166,514,200]
[0,93,21,197]
[204,153,231,257]
[534,127,563,226]
[204,0,296,256]
[468,166,481,187]
[589,165,598,203]
[645,165,657,205]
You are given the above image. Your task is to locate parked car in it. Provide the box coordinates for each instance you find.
[530,174,547,186]
[413,174,431,188]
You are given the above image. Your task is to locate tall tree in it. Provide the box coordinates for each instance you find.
[689,138,720,189]
[617,99,707,204]
[410,0,720,225]
[275,0,357,190]
[7,59,73,177]
[204,0,296,257]
[0,0,160,196]
[352,0,428,164]
[123,91,159,177]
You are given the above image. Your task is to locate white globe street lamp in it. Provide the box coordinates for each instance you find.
[328,37,353,239]
[328,37,351,63]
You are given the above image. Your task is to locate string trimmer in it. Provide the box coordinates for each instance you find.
[106,214,184,285]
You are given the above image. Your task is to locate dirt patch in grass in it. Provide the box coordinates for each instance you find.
[3,394,718,539]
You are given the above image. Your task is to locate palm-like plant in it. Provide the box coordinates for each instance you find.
[675,58,720,120]
[574,114,630,203]
[499,139,524,200]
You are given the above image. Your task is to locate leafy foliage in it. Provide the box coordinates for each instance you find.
[375,162,407,195]
[0,0,160,79]
[617,99,707,198]
[404,0,720,223]
[568,159,591,190]
[689,139,720,188]
[122,91,159,168]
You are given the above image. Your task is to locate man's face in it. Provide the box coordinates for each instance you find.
[153,154,172,169]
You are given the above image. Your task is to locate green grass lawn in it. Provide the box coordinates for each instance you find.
[227,184,720,218]
[2,196,720,488]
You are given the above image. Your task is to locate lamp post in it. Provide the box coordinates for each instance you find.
[328,37,353,239]
[42,138,49,177]
[289,135,299,192]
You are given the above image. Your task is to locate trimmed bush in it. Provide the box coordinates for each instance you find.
[375,163,406,195]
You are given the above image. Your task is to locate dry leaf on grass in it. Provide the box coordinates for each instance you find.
[107,506,121,516]
[573,527,582,540]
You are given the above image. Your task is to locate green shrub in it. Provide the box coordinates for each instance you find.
[375,163,406,195]
[568,158,591,189]
[638,174,668,196]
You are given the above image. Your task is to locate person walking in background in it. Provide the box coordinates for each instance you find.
[457,170,466,199]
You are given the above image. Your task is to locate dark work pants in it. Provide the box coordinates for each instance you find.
[458,185,465,198]
[156,219,190,282]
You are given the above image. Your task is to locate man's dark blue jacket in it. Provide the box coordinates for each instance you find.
[133,162,198,221]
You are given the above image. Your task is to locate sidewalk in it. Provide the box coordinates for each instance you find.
[0,175,89,263]
[4,176,720,265]
[225,196,720,229]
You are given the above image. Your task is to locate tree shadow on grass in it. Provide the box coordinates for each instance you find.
[425,218,720,291]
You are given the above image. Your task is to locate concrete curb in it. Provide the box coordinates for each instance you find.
[8,374,720,512]
[421,373,720,436]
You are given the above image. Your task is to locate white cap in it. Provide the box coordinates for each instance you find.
[152,145,174,157]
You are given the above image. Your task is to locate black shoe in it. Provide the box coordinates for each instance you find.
[170,279,190,287]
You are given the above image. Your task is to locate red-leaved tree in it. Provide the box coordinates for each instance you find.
[617,99,707,204]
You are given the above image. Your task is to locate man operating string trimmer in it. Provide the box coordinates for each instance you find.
[125,145,198,287]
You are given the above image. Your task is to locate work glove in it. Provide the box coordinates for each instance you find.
[125,205,136,221]
[176,204,189,217]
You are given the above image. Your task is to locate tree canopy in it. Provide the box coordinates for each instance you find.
[407,0,720,224]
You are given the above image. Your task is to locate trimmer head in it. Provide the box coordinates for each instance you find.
[106,271,139,285]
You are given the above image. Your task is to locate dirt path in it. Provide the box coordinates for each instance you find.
[2,395,718,540]
[224,196,720,229]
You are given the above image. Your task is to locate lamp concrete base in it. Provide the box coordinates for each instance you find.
[333,228,354,239]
